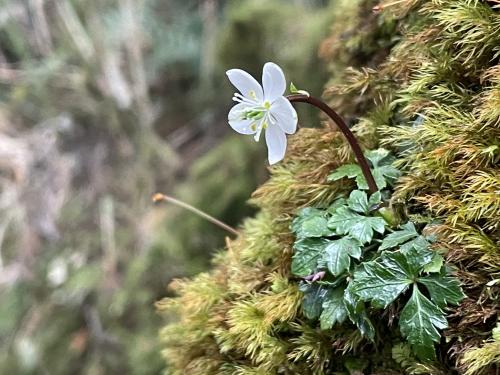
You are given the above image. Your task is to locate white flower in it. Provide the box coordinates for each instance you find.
[226,62,298,165]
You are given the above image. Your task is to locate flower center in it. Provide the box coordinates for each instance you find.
[263,101,271,109]
[244,109,265,121]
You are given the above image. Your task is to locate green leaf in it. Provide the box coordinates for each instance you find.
[379,222,419,250]
[320,288,347,329]
[347,190,369,213]
[344,285,375,340]
[400,237,434,270]
[291,207,324,233]
[378,165,402,182]
[423,253,444,273]
[302,283,327,319]
[351,251,414,308]
[399,286,448,361]
[327,207,360,233]
[327,164,362,182]
[418,274,465,308]
[289,81,310,96]
[368,191,382,209]
[357,165,401,190]
[298,216,335,238]
[292,238,329,277]
[328,150,401,190]
[328,207,386,244]
[350,217,386,244]
[365,148,391,167]
[327,197,347,214]
[323,237,362,275]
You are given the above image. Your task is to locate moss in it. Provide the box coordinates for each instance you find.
[159,0,499,373]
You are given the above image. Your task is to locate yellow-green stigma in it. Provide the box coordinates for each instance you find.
[264,101,271,110]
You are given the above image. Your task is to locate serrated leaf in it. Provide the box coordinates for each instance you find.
[324,242,350,276]
[329,150,400,190]
[298,216,335,238]
[379,222,419,250]
[328,164,362,182]
[347,190,369,213]
[378,165,402,182]
[399,286,447,361]
[302,283,327,319]
[292,238,329,277]
[327,207,360,233]
[351,251,414,308]
[327,197,347,214]
[351,218,385,243]
[344,285,375,340]
[423,253,444,273]
[323,237,362,275]
[368,191,382,209]
[372,168,389,189]
[328,208,386,244]
[400,237,434,270]
[365,148,391,167]
[320,288,347,329]
[356,166,401,190]
[291,207,324,234]
[418,274,465,308]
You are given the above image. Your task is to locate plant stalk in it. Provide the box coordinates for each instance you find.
[287,94,378,194]
[152,193,239,236]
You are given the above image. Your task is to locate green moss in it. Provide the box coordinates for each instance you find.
[159,0,500,373]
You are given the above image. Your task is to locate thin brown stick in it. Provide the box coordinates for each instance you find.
[152,193,239,236]
[286,94,378,194]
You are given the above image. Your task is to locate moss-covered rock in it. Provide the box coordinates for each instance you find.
[159,1,499,374]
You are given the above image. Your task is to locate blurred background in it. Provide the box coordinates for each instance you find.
[0,0,335,373]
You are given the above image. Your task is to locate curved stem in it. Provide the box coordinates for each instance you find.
[152,193,239,236]
[286,94,378,194]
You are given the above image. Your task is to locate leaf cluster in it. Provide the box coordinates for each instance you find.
[328,148,401,190]
[292,162,464,361]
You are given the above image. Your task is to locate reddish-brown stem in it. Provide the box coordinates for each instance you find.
[287,94,378,194]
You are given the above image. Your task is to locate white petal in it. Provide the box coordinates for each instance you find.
[228,103,256,134]
[226,69,263,102]
[262,62,286,102]
[270,96,298,134]
[265,123,287,165]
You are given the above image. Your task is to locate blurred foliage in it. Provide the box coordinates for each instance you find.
[0,0,332,374]
[217,0,337,124]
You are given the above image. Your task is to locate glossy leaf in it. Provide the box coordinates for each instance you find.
[291,207,325,234]
[320,288,347,329]
[302,283,327,319]
[347,190,369,213]
[327,197,348,214]
[328,149,401,190]
[365,148,391,167]
[379,222,419,250]
[327,164,362,182]
[351,251,414,308]
[328,207,386,244]
[323,237,362,275]
[298,216,334,238]
[291,238,329,277]
[399,287,448,361]
[344,285,375,340]
[418,274,465,308]
[423,253,444,273]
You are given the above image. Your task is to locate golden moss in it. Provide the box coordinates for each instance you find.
[159,0,500,373]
